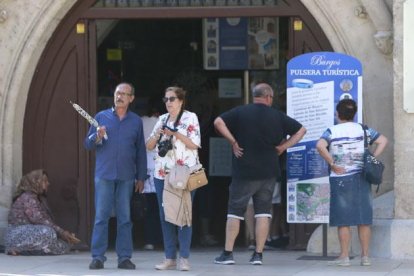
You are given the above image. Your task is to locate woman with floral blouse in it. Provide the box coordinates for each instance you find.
[146,86,201,271]
[4,169,80,255]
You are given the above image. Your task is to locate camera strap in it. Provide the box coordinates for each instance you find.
[156,115,169,143]
[157,110,184,143]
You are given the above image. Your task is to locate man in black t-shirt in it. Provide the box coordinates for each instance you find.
[213,83,306,265]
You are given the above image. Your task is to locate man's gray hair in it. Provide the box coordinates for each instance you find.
[116,82,135,95]
[252,83,273,98]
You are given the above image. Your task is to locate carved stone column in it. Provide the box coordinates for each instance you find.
[361,0,393,55]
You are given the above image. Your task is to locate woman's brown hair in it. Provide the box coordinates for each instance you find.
[165,86,186,111]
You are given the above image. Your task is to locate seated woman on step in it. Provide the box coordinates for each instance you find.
[4,169,80,255]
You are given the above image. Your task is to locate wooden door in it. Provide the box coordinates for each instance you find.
[23,17,96,249]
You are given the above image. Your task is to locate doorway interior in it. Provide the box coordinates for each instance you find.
[96,17,290,249]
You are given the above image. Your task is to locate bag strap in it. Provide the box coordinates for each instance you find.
[174,110,183,128]
[157,114,170,143]
[359,123,368,149]
[360,123,380,192]
[158,110,183,144]
[171,110,185,164]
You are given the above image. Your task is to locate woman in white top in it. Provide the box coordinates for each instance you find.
[146,86,201,271]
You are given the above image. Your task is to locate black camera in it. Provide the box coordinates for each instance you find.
[157,139,173,157]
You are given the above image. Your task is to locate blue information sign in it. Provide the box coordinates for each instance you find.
[286,52,363,223]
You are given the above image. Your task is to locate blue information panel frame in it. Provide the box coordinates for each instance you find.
[286,52,363,223]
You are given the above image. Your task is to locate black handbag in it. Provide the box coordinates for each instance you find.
[361,124,384,192]
[130,192,147,221]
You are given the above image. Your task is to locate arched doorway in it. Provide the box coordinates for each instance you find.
[23,0,332,249]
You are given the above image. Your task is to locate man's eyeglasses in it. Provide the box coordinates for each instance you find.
[115,91,132,97]
[162,96,177,103]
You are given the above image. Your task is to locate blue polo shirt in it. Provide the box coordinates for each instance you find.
[84,107,147,182]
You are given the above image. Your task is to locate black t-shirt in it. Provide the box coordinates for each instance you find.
[220,103,302,180]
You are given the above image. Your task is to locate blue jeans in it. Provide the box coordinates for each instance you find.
[154,178,194,259]
[91,178,135,263]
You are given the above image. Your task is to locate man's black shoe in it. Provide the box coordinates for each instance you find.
[118,259,136,270]
[89,259,104,270]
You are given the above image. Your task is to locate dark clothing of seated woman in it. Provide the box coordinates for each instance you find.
[4,169,79,255]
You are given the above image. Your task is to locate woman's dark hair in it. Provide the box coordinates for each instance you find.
[336,99,357,121]
[165,86,186,111]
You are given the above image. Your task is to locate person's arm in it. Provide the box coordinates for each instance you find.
[164,112,200,150]
[276,126,306,155]
[175,131,199,150]
[316,138,346,174]
[146,131,160,150]
[146,118,163,151]
[84,113,106,150]
[163,129,199,150]
[23,194,65,235]
[214,116,243,158]
[371,134,388,157]
[23,194,80,244]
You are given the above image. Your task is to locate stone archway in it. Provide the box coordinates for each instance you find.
[0,0,393,248]
[0,0,79,238]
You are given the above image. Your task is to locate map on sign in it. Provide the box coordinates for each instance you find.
[297,183,330,222]
[287,181,330,223]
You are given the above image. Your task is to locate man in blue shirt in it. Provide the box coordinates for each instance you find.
[84,83,147,270]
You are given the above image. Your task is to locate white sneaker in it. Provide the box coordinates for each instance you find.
[155,259,176,270]
[177,257,190,271]
[361,256,371,266]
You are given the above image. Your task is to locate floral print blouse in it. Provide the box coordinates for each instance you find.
[8,192,65,236]
[149,110,201,180]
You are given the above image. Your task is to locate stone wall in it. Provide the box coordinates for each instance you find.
[394,0,414,220]
[0,0,77,243]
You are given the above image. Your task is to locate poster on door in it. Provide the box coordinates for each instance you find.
[203,17,279,70]
[203,18,219,70]
[219,17,248,70]
[286,52,363,223]
[248,17,279,69]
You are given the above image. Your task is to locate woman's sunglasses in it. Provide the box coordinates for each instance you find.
[162,96,177,103]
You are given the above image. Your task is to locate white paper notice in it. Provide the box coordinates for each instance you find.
[287,81,334,143]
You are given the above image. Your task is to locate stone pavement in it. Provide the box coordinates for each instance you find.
[0,247,413,276]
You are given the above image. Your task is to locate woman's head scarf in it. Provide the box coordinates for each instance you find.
[14,169,46,198]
